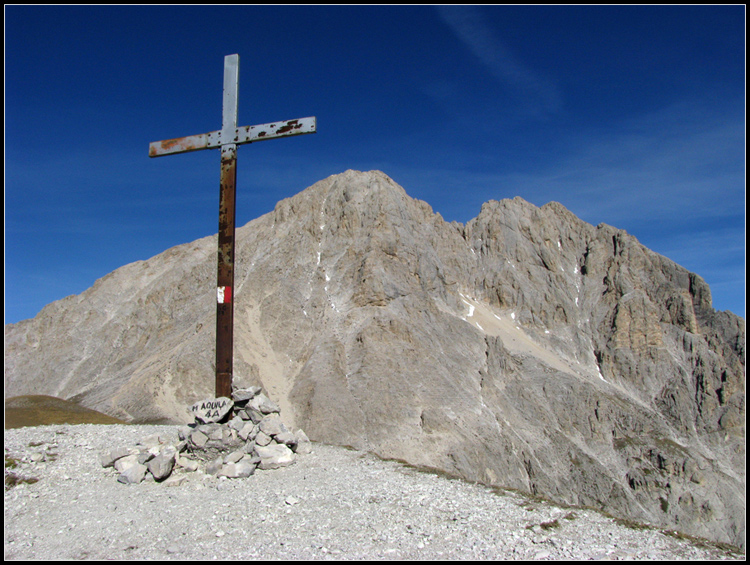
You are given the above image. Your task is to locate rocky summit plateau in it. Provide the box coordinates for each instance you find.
[4,169,745,549]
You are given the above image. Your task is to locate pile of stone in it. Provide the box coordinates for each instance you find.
[100,387,311,485]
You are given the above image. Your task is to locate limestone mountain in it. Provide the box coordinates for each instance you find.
[4,170,745,549]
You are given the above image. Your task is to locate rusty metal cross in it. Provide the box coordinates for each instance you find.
[149,54,316,398]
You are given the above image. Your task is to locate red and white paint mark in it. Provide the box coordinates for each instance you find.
[217,286,232,304]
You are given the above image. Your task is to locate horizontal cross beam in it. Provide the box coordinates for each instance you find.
[148,116,317,158]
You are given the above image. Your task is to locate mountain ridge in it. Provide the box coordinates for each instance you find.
[4,169,745,548]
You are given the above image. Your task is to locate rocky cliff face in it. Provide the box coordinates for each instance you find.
[4,170,745,548]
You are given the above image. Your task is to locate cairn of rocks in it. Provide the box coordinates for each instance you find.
[100,387,311,485]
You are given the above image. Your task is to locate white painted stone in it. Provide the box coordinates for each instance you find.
[190,397,234,424]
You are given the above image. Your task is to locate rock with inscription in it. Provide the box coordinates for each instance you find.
[191,397,234,424]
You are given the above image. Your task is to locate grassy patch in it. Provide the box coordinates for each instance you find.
[525,518,561,531]
[5,454,40,490]
[5,473,39,489]
[613,516,653,531]
[5,395,128,429]
[661,529,744,556]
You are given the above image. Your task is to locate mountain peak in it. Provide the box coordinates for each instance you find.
[272,170,420,225]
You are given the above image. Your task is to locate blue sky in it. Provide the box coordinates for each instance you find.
[5,5,745,324]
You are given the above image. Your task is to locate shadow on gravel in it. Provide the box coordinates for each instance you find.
[4,395,129,429]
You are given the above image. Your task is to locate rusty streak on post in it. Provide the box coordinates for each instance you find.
[215,143,237,399]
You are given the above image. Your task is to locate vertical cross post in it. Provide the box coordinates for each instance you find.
[215,54,239,398]
[149,54,316,398]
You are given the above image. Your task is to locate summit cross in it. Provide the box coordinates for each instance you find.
[149,54,316,398]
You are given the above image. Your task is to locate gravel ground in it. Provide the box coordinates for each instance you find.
[4,424,744,560]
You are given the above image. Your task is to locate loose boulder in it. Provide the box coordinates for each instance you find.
[147,453,175,481]
[256,443,296,470]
